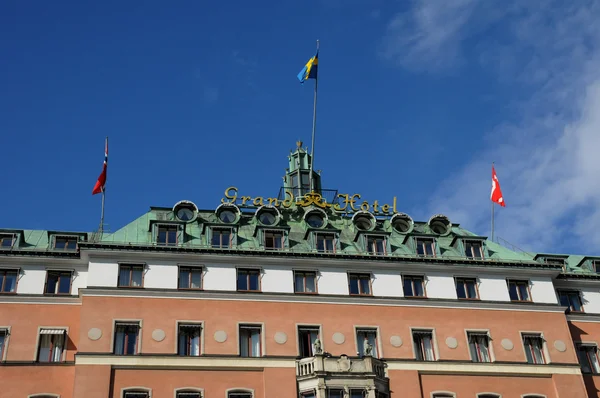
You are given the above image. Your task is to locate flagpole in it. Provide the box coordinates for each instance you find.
[309,39,319,193]
[491,161,495,242]
[99,136,107,236]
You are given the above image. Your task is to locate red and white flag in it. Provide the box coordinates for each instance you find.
[92,138,108,195]
[491,165,505,207]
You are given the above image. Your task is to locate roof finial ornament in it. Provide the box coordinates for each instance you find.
[296,140,303,148]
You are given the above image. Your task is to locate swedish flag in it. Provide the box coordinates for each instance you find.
[297,51,318,83]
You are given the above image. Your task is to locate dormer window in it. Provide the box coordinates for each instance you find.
[415,238,435,257]
[157,225,178,246]
[315,233,336,253]
[544,258,565,269]
[305,209,326,229]
[264,231,284,250]
[0,234,15,249]
[211,228,232,248]
[366,235,386,255]
[53,236,78,251]
[464,240,484,259]
[593,260,600,273]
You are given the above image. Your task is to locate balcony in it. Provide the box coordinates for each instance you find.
[296,354,389,398]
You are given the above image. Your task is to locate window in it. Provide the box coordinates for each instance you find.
[0,269,17,293]
[228,391,253,398]
[237,268,260,292]
[298,326,320,357]
[327,390,344,398]
[576,344,600,374]
[594,260,600,273]
[366,236,386,255]
[0,329,8,359]
[239,325,261,357]
[211,228,232,248]
[468,332,491,362]
[264,231,284,250]
[44,271,72,295]
[118,264,144,288]
[356,328,378,358]
[300,391,316,398]
[455,278,478,299]
[157,225,178,246]
[464,240,484,259]
[176,391,202,398]
[53,236,78,250]
[557,290,584,312]
[178,266,202,290]
[37,329,65,362]
[350,390,365,398]
[403,275,425,297]
[123,391,150,398]
[413,330,435,361]
[477,395,500,398]
[294,271,316,293]
[348,273,371,295]
[508,280,531,301]
[544,258,565,269]
[316,233,335,253]
[415,238,435,256]
[114,322,140,355]
[178,324,201,356]
[0,234,15,249]
[522,334,545,364]
[432,394,455,398]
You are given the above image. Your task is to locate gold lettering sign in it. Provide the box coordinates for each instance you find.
[220,187,398,216]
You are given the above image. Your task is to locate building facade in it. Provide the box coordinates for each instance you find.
[1,143,600,398]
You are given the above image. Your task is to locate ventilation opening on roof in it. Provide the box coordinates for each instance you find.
[352,212,375,231]
[216,203,240,224]
[428,214,451,235]
[391,213,414,234]
[256,206,280,227]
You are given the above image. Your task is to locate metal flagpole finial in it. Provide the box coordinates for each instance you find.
[316,39,320,50]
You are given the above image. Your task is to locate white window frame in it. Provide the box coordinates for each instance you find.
[237,322,265,357]
[34,326,68,362]
[121,387,152,398]
[520,331,550,364]
[175,321,205,356]
[174,387,204,398]
[354,325,382,358]
[296,323,323,357]
[465,329,495,363]
[112,319,143,355]
[0,326,10,361]
[410,327,438,361]
[225,388,254,398]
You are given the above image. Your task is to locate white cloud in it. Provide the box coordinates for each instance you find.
[383,0,600,253]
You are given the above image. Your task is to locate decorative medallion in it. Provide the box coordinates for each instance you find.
[87,328,102,341]
[214,330,228,343]
[554,340,567,352]
[332,332,345,345]
[445,337,458,349]
[390,335,403,347]
[151,329,166,342]
[274,332,288,344]
[501,338,514,350]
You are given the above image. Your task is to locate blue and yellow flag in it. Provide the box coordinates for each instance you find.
[297,51,318,83]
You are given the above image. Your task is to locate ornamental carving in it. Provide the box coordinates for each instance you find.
[337,354,352,372]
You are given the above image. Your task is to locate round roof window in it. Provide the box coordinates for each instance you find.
[215,203,240,224]
[353,212,375,231]
[219,209,236,223]
[173,200,198,223]
[428,214,452,235]
[257,209,278,226]
[391,213,413,234]
[306,213,325,228]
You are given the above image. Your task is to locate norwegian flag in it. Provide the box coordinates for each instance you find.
[491,165,505,207]
[92,138,108,195]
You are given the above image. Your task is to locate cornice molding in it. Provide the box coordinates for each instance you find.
[79,287,565,313]
[82,250,560,277]
[567,313,600,323]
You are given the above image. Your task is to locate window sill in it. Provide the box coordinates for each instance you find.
[510,299,533,303]
[0,292,17,295]
[117,286,145,289]
[294,291,319,295]
[404,295,427,299]
[236,290,262,293]
[457,298,480,301]
[178,288,204,291]
[43,293,72,296]
[349,293,373,297]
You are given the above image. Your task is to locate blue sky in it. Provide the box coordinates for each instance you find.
[2,1,599,255]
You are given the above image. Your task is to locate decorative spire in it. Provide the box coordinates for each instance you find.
[296,140,303,148]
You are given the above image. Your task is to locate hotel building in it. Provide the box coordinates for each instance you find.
[1,143,599,398]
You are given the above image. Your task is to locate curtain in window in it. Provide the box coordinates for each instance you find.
[422,335,434,360]
[51,335,64,362]
[468,335,489,362]
[577,347,592,373]
[114,329,125,355]
[118,268,130,286]
[131,269,142,287]
[191,330,200,356]
[38,334,52,361]
[251,329,260,356]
